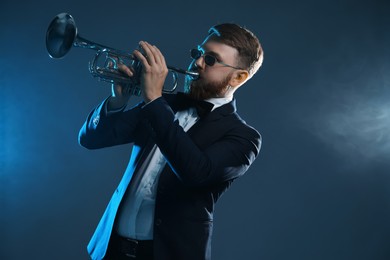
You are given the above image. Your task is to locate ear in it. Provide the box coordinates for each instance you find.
[229,70,249,88]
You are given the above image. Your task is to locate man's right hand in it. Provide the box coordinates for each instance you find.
[107,63,135,111]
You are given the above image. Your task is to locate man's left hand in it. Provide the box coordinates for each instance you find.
[133,41,168,103]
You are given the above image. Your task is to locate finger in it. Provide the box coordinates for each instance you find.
[152,44,166,66]
[138,41,155,65]
[107,56,121,69]
[133,49,151,70]
[117,63,133,77]
[141,41,163,65]
[147,44,163,65]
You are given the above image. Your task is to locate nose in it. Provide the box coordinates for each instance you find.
[194,55,205,69]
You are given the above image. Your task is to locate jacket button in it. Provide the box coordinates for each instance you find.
[155,218,162,226]
[92,115,100,126]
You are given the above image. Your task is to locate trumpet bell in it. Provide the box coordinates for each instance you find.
[46,13,77,59]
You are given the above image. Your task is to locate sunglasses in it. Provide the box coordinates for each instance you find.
[190,47,243,70]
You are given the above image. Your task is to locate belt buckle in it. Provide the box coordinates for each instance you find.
[124,238,138,258]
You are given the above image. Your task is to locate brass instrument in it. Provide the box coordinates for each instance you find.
[46,13,198,96]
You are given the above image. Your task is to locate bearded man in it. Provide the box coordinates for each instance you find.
[79,23,264,260]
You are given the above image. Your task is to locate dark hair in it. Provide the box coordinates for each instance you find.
[208,23,263,77]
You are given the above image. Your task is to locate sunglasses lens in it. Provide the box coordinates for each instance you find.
[204,55,216,66]
[191,49,201,59]
[190,49,216,66]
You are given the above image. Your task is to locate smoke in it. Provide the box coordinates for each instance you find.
[303,69,390,167]
[292,25,390,168]
[319,97,390,159]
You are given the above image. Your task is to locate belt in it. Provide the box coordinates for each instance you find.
[110,233,153,259]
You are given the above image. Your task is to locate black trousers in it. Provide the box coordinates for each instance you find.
[104,233,154,260]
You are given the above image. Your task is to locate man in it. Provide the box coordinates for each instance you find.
[79,23,264,260]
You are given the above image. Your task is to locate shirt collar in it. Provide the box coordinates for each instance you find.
[205,95,233,111]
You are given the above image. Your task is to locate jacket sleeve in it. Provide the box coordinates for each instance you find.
[78,97,145,149]
[141,96,261,187]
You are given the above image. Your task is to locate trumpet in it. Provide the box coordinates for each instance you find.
[46,13,199,96]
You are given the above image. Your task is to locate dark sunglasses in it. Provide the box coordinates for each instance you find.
[190,48,243,70]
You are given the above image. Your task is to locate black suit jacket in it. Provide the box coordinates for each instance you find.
[79,93,261,260]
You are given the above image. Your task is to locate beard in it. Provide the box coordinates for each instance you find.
[184,73,231,100]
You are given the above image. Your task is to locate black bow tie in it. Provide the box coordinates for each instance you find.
[174,93,214,118]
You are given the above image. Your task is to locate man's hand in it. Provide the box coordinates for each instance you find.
[133,41,168,103]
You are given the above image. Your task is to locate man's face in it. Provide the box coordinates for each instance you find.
[184,39,240,100]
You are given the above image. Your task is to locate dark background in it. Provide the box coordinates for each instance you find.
[1,0,389,259]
